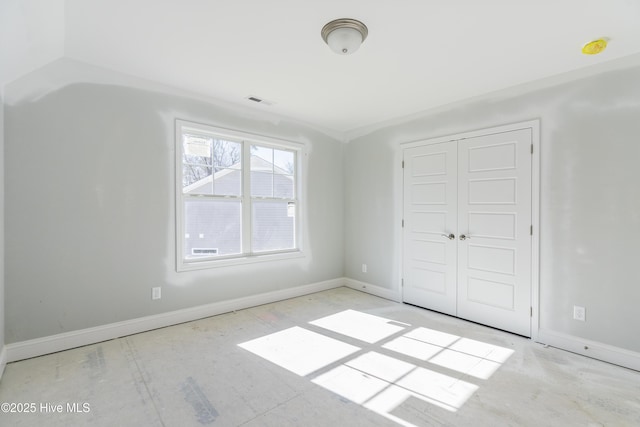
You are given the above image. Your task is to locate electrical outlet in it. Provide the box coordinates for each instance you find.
[152,287,162,300]
[362,264,367,273]
[573,305,586,321]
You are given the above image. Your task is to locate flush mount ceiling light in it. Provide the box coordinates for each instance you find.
[582,38,608,55]
[321,18,368,55]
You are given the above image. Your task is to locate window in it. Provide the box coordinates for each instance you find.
[176,120,302,270]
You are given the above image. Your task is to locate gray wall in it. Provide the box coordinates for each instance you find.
[0,91,5,354]
[5,54,640,360]
[4,59,344,343]
[345,61,640,353]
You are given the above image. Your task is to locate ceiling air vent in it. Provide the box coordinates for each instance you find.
[245,95,274,106]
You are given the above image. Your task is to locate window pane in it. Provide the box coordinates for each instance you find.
[183,134,213,193]
[182,164,213,194]
[251,146,274,170]
[274,174,294,199]
[251,171,273,197]
[250,145,295,198]
[183,135,241,196]
[274,149,294,174]
[213,139,241,169]
[251,146,273,197]
[252,201,295,252]
[184,199,241,258]
[213,167,242,196]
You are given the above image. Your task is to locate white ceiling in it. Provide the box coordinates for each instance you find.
[4,0,640,139]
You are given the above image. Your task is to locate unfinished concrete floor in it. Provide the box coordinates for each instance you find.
[0,287,638,426]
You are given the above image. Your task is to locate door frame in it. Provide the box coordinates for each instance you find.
[398,120,540,340]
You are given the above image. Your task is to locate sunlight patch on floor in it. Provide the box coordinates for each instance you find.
[382,336,443,361]
[310,309,410,343]
[238,310,514,426]
[238,326,360,376]
[384,327,514,380]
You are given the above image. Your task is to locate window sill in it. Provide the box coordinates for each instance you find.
[176,250,305,272]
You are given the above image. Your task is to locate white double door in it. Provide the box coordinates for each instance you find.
[403,128,532,336]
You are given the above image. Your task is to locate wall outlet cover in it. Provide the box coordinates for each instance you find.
[573,305,586,321]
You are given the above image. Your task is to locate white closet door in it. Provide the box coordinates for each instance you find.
[457,129,532,336]
[402,142,458,316]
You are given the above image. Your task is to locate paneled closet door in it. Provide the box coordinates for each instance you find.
[402,142,458,316]
[457,129,532,336]
[402,128,533,337]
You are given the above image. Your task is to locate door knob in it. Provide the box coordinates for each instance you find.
[442,233,455,240]
[459,234,471,240]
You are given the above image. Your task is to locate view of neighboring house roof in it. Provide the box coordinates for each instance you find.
[183,155,292,194]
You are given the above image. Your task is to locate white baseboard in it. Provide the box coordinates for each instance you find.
[344,278,402,302]
[537,328,640,372]
[6,278,344,363]
[0,345,7,381]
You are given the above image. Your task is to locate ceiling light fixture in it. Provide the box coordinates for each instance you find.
[321,18,368,55]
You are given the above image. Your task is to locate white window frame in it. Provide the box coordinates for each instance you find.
[176,120,304,271]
